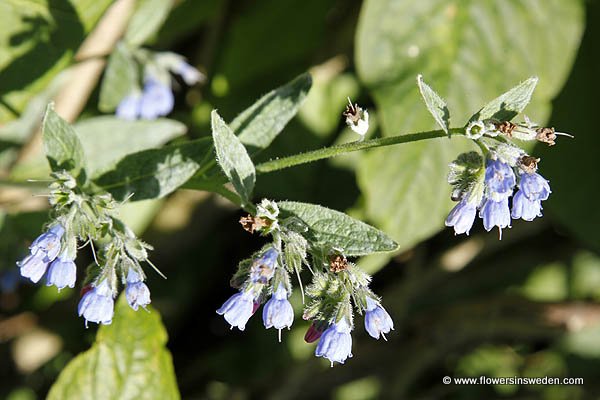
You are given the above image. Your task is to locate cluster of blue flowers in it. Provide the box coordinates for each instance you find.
[16,172,154,327]
[445,119,558,238]
[116,52,203,120]
[216,200,394,367]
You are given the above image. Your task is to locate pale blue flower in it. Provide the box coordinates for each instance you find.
[78,280,114,327]
[173,60,203,85]
[484,159,516,200]
[480,197,511,237]
[125,269,151,311]
[250,248,278,284]
[512,172,551,221]
[364,297,394,340]
[116,94,141,120]
[217,291,254,331]
[139,79,174,120]
[315,317,353,367]
[445,198,477,235]
[263,284,294,341]
[17,224,64,283]
[46,252,76,290]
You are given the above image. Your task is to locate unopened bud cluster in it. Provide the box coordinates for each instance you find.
[217,199,393,366]
[16,171,156,326]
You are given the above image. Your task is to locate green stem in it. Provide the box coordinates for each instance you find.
[255,128,464,174]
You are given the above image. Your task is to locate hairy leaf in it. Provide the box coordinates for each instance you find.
[232,73,312,151]
[42,104,86,178]
[47,295,179,400]
[212,110,255,205]
[278,201,398,256]
[75,116,186,178]
[469,77,539,123]
[417,74,449,134]
[95,138,212,201]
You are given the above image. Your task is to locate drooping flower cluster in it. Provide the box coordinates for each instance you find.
[217,199,393,366]
[116,51,204,120]
[16,171,157,327]
[446,118,564,238]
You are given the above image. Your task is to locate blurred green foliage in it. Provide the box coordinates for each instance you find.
[1,0,600,399]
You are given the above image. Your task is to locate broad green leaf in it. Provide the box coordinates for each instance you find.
[75,116,186,177]
[212,110,255,204]
[124,0,173,46]
[42,104,86,178]
[469,77,538,123]
[233,73,312,151]
[47,295,179,400]
[0,0,113,123]
[95,137,212,201]
[355,0,583,254]
[417,74,449,134]
[98,43,139,112]
[278,201,398,256]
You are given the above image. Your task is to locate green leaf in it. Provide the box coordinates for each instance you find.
[417,74,449,134]
[212,110,255,204]
[42,104,86,178]
[94,137,212,201]
[75,116,186,178]
[47,295,179,400]
[124,0,173,46]
[278,201,398,256]
[469,77,538,123]
[232,73,312,151]
[355,0,583,253]
[99,43,139,112]
[0,0,113,123]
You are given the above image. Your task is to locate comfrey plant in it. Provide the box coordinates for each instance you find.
[17,108,159,327]
[23,72,569,368]
[217,199,395,366]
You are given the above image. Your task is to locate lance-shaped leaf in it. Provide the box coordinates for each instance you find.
[99,43,139,112]
[417,74,449,135]
[47,295,179,400]
[278,201,398,256]
[468,77,539,123]
[42,104,86,179]
[94,138,212,201]
[232,73,312,152]
[212,110,255,205]
[75,116,186,178]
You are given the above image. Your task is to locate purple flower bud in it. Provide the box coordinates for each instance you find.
[304,322,325,343]
[263,285,294,342]
[484,159,516,200]
[445,198,477,235]
[77,280,114,328]
[173,60,203,86]
[46,253,76,290]
[139,79,174,120]
[217,291,255,331]
[125,269,151,311]
[250,248,278,284]
[480,197,511,237]
[116,94,142,120]
[364,298,394,340]
[315,317,353,367]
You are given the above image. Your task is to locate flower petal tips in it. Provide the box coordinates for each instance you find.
[217,292,255,331]
[445,199,477,235]
[315,318,353,367]
[364,298,394,340]
[46,253,77,290]
[77,280,115,328]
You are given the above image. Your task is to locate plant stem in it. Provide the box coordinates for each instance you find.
[255,128,464,174]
